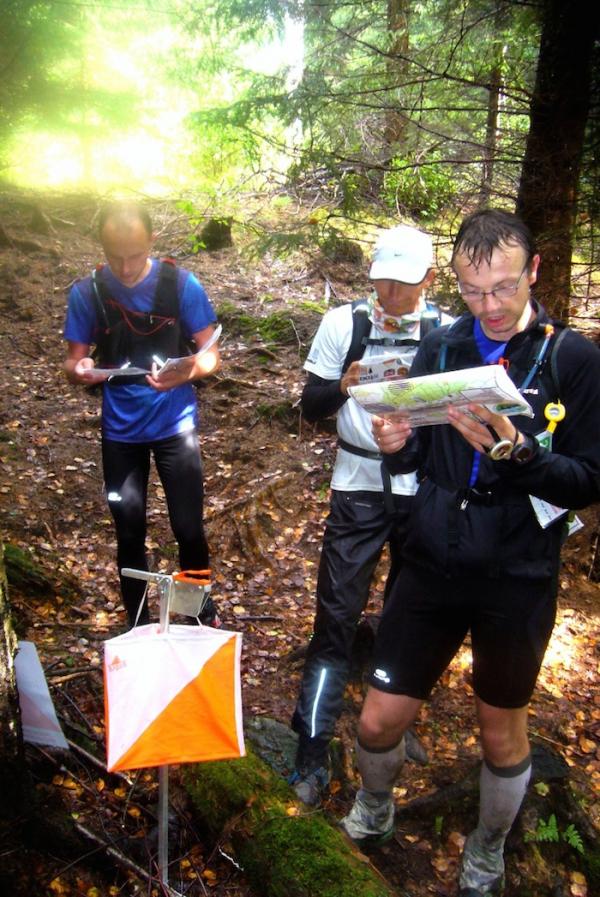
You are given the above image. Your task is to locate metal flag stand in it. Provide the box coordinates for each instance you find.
[121,567,212,895]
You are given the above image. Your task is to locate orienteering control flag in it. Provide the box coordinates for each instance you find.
[104,623,245,771]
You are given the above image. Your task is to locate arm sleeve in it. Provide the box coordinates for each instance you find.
[300,373,348,422]
[382,431,422,475]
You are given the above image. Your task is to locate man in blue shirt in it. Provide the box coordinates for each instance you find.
[64,203,221,627]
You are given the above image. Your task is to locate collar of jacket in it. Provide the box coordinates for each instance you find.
[441,299,551,353]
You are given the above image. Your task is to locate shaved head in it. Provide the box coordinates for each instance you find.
[97,202,153,240]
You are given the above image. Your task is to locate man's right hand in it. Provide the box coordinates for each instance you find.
[68,356,107,385]
[74,357,107,384]
[340,360,362,396]
[372,414,412,453]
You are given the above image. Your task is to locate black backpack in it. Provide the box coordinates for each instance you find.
[90,258,193,380]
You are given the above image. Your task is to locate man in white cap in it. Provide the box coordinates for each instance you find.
[288,224,452,805]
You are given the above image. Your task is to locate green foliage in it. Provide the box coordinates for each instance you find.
[525,814,585,855]
[317,481,330,501]
[525,813,560,844]
[0,0,137,164]
[178,0,544,221]
[563,824,585,855]
[383,155,458,220]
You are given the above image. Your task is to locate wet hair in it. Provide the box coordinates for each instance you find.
[452,209,536,268]
[97,202,153,239]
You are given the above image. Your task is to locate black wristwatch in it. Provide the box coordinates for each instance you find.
[485,425,515,461]
[510,433,538,464]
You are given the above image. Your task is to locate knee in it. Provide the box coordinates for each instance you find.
[358,707,383,746]
[358,705,404,750]
[480,722,529,767]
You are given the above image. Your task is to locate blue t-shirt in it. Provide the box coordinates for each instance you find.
[64,260,217,443]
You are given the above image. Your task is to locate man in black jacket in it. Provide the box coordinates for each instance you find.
[340,210,600,897]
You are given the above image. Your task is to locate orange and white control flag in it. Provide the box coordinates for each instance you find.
[104,624,245,771]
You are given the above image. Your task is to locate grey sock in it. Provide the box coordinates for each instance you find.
[460,754,532,890]
[356,737,406,796]
[479,754,532,846]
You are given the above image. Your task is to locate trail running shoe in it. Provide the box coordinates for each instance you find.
[459,828,505,895]
[458,883,504,897]
[288,766,330,807]
[339,789,395,846]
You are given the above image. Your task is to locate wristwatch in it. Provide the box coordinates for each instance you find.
[485,426,515,461]
[510,433,538,464]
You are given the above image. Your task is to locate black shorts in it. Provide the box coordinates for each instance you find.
[369,563,557,708]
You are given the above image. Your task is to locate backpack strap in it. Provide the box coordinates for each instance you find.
[420,302,442,340]
[152,258,180,318]
[341,298,371,374]
[549,324,568,399]
[91,264,116,332]
[437,316,463,372]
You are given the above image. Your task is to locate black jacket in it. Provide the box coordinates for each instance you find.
[385,302,600,579]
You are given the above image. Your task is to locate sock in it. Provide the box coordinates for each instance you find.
[460,754,532,890]
[478,753,532,847]
[356,737,406,797]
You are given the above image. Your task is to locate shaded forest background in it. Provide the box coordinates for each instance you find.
[1,1,599,896]
[1,0,599,320]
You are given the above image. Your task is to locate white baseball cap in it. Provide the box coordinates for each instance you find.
[369,225,433,284]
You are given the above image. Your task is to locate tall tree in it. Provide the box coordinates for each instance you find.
[0,0,139,172]
[478,0,509,206]
[517,0,600,320]
[383,0,410,152]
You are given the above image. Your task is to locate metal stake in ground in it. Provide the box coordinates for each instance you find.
[120,567,211,895]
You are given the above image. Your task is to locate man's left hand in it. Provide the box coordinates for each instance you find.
[146,355,196,392]
[447,403,519,455]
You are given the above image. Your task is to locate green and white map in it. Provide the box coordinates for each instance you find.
[348,364,533,426]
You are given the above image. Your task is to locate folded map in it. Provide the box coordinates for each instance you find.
[348,363,533,426]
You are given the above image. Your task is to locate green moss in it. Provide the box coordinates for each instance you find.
[299,299,328,315]
[4,543,49,593]
[236,810,391,897]
[183,753,289,833]
[255,401,297,425]
[183,750,394,897]
[214,301,296,344]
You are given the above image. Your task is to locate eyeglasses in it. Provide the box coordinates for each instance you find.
[458,264,529,303]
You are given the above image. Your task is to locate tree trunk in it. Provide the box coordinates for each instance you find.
[0,542,27,818]
[516,0,599,321]
[383,0,410,151]
[183,752,396,897]
[479,2,508,206]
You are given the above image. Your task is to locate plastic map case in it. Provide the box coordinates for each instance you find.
[348,363,534,426]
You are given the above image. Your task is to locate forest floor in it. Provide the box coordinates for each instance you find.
[0,190,599,897]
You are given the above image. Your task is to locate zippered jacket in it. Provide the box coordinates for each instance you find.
[385,301,600,579]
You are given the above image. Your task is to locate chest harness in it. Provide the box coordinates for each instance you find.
[338,297,442,513]
[91,259,191,384]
